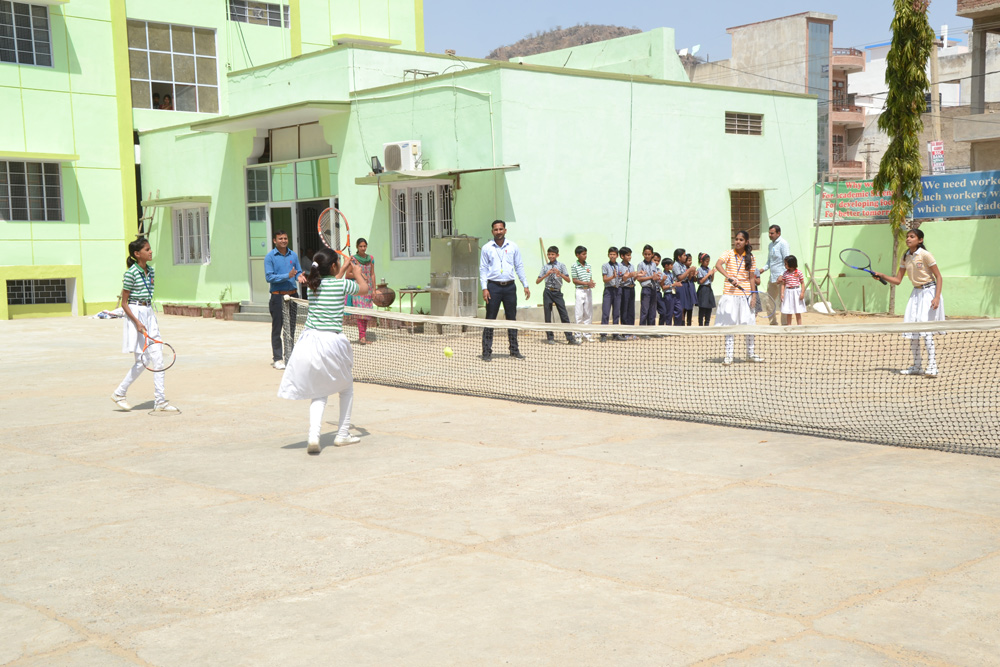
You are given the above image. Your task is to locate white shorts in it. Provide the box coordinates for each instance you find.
[781,287,807,314]
[714,294,754,327]
[277,328,354,400]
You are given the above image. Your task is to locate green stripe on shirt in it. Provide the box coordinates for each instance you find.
[305,277,360,331]
[122,264,154,301]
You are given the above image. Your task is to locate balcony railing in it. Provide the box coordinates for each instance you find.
[832,105,863,114]
[833,47,863,57]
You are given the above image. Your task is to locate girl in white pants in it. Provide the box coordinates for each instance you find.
[873,229,945,377]
[278,248,369,454]
[111,238,179,413]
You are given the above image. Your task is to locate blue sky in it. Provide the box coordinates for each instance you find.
[423,1,968,60]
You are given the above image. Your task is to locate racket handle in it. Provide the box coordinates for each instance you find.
[878,276,888,285]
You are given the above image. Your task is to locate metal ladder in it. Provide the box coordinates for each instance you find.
[138,189,159,237]
[806,173,847,314]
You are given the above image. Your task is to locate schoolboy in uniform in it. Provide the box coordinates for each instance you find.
[659,257,681,325]
[570,245,596,342]
[536,246,579,345]
[618,246,637,334]
[600,247,624,342]
[637,245,659,326]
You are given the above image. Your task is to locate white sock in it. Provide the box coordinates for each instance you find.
[924,335,937,369]
[309,397,327,440]
[910,338,922,368]
[337,385,354,437]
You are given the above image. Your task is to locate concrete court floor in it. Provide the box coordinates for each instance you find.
[2,314,999,666]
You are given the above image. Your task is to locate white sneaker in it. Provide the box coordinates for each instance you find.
[110,393,132,411]
[722,357,733,366]
[273,360,286,370]
[334,434,360,447]
[307,436,320,454]
[924,365,938,378]
[900,366,923,376]
[748,354,764,363]
[152,401,180,413]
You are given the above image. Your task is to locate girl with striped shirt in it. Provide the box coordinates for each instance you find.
[714,230,763,365]
[111,238,179,413]
[779,255,806,325]
[278,248,369,454]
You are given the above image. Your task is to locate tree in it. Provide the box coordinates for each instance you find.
[873,0,935,313]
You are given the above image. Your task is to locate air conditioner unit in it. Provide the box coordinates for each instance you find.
[383,140,422,171]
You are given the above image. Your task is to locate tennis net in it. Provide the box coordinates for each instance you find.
[283,296,1000,457]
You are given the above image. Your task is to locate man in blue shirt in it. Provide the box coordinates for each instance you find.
[759,224,791,325]
[264,229,304,369]
[479,219,530,361]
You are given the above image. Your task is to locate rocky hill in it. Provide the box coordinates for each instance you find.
[486,24,641,61]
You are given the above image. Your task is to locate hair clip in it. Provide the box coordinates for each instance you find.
[311,261,319,268]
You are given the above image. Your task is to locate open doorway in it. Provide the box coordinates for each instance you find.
[296,198,334,265]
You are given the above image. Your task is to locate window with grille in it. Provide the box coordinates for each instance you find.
[0,160,62,221]
[7,278,67,305]
[725,112,763,136]
[390,184,453,259]
[228,1,290,28]
[730,191,761,246]
[832,134,846,163]
[172,206,211,265]
[127,20,218,112]
[0,1,51,66]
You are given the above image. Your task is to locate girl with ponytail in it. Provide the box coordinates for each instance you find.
[713,230,763,365]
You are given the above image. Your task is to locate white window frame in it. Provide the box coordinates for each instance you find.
[172,206,211,265]
[0,1,52,67]
[390,182,453,260]
[228,0,290,28]
[0,159,62,221]
[127,19,219,113]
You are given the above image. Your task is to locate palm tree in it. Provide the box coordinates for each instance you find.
[872,0,935,313]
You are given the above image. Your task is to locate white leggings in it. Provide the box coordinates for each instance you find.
[309,386,354,440]
[910,335,937,369]
[724,334,756,359]
[116,350,165,403]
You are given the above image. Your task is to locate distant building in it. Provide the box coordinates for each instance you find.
[687,12,866,180]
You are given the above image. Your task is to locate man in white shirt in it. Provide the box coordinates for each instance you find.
[479,219,530,361]
[759,224,791,325]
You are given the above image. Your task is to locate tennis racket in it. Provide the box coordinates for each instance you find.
[317,207,351,258]
[140,331,176,372]
[840,248,887,285]
[735,284,777,320]
[539,237,546,263]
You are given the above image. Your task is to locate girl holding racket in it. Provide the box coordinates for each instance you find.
[714,230,763,365]
[872,229,944,377]
[348,238,375,344]
[111,238,179,413]
[278,248,369,454]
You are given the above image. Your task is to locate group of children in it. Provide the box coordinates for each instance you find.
[538,243,808,341]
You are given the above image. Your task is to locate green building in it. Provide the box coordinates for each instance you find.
[5,1,825,320]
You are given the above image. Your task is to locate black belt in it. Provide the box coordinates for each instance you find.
[545,287,562,292]
[489,280,513,286]
[129,300,151,306]
[916,282,936,289]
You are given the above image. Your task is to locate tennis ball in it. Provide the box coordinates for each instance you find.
[443,347,454,358]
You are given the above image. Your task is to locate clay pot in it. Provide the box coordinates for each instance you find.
[202,307,214,318]
[214,309,224,319]
[221,302,240,321]
[371,280,395,308]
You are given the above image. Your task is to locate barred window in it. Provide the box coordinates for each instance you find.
[390,184,453,260]
[172,206,211,265]
[725,112,763,136]
[0,1,51,67]
[730,190,761,245]
[7,278,67,305]
[228,1,290,28]
[0,160,62,221]
[127,20,218,113]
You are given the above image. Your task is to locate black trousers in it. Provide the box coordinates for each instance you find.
[659,292,675,325]
[698,307,712,326]
[543,289,573,341]
[620,286,635,325]
[482,281,518,354]
[639,288,658,326]
[269,292,297,362]
[601,286,621,325]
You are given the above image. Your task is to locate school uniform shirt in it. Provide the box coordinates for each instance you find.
[265,247,302,292]
[122,263,154,301]
[479,238,527,289]
[638,260,659,291]
[538,261,568,291]
[602,261,622,288]
[304,277,360,332]
[719,249,757,295]
[782,268,804,289]
[619,261,635,288]
[570,261,593,289]
[900,248,937,287]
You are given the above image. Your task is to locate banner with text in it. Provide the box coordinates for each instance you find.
[817,170,1000,221]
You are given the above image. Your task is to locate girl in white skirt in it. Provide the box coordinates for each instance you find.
[111,238,179,413]
[872,229,944,377]
[779,255,806,325]
[278,248,369,454]
[714,230,763,365]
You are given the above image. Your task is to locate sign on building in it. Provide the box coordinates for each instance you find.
[928,140,945,174]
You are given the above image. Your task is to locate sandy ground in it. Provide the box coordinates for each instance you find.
[2,314,1000,666]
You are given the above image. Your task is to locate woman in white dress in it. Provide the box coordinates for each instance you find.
[872,228,945,377]
[278,248,369,453]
